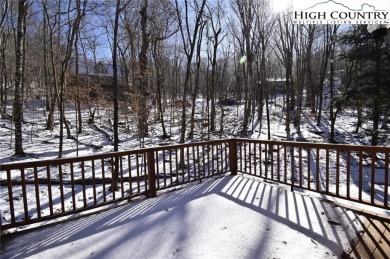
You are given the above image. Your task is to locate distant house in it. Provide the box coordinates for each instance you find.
[68,59,126,100]
[69,59,124,87]
[267,78,286,94]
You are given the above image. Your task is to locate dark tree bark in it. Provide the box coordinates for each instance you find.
[371,40,382,146]
[206,2,225,133]
[329,25,339,143]
[0,0,9,119]
[316,25,333,127]
[188,20,206,139]
[137,0,150,141]
[152,41,169,138]
[42,0,56,131]
[12,0,27,157]
[276,15,295,139]
[112,0,121,152]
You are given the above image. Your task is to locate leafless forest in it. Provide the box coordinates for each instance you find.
[1,0,389,159]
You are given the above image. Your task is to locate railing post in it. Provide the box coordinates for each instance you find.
[290,146,294,192]
[147,150,157,197]
[229,139,238,175]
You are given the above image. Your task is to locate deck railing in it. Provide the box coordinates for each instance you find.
[0,139,389,230]
[0,140,231,230]
[236,139,389,209]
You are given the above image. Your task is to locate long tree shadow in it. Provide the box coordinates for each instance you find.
[1,175,367,258]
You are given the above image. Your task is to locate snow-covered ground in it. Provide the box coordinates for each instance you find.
[0,175,365,258]
[1,96,388,163]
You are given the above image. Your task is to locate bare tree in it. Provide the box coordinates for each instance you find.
[12,0,28,156]
[0,0,10,118]
[188,16,206,139]
[253,0,275,140]
[231,0,256,136]
[150,0,177,139]
[112,0,122,152]
[316,25,335,127]
[275,12,295,139]
[137,0,150,143]
[174,0,207,143]
[329,25,340,143]
[204,0,226,134]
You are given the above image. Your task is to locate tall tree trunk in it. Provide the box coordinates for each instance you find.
[209,28,222,133]
[0,0,9,118]
[74,30,82,134]
[329,27,339,143]
[189,22,205,139]
[316,26,332,126]
[138,0,149,141]
[371,40,382,146]
[175,0,206,143]
[152,43,168,138]
[12,0,27,157]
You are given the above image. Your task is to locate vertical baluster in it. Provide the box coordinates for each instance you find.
[253,143,257,176]
[128,155,133,195]
[136,154,140,193]
[239,142,243,172]
[225,142,228,172]
[359,151,363,202]
[259,143,265,177]
[101,158,107,202]
[147,150,156,197]
[326,148,329,194]
[384,152,389,208]
[58,164,65,213]
[316,148,320,192]
[144,153,148,192]
[244,142,247,173]
[47,165,53,216]
[70,162,76,209]
[169,148,173,184]
[347,150,351,199]
[299,146,302,187]
[120,156,124,198]
[336,149,340,197]
[265,143,268,179]
[156,151,161,189]
[196,145,200,179]
[186,146,190,181]
[218,143,222,173]
[182,147,186,182]
[211,144,215,176]
[248,142,252,175]
[92,160,97,205]
[284,146,287,184]
[162,150,167,187]
[34,167,41,219]
[191,146,196,179]
[175,147,179,182]
[81,161,87,207]
[21,168,28,221]
[271,144,274,181]
[277,144,280,182]
[7,170,15,224]
[308,147,311,190]
[291,146,295,191]
[370,151,376,205]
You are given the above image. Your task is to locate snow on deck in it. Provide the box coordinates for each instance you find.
[1,175,363,258]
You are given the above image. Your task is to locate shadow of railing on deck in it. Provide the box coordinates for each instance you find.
[1,175,369,258]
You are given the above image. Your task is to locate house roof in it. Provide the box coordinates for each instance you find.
[69,59,122,78]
